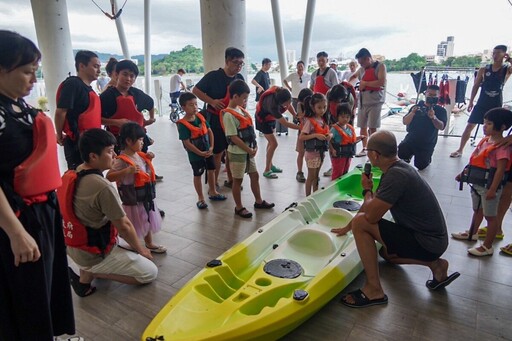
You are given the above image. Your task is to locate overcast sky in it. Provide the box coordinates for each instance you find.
[1,0,512,64]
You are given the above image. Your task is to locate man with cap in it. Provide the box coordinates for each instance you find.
[331,130,459,308]
[329,59,343,82]
[349,48,387,156]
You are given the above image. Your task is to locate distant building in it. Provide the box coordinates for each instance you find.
[286,50,296,65]
[424,55,442,64]
[436,36,455,60]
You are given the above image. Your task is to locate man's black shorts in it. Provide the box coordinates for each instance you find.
[378,219,441,262]
[207,113,228,154]
[468,104,499,124]
[190,156,215,176]
[255,119,276,135]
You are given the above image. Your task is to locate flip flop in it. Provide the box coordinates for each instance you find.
[271,165,283,173]
[196,200,208,209]
[500,243,512,256]
[263,171,278,179]
[450,151,462,158]
[68,267,96,297]
[235,207,253,218]
[341,289,388,308]
[425,272,460,290]
[477,227,505,240]
[208,193,227,201]
[355,151,367,157]
[146,244,167,254]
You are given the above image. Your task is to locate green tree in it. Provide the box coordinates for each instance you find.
[151,45,204,75]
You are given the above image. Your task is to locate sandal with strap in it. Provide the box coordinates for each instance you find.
[500,243,512,256]
[235,207,253,218]
[477,227,505,239]
[254,200,275,209]
[450,151,462,158]
[196,200,208,209]
[68,267,96,297]
[146,244,167,254]
[263,171,278,179]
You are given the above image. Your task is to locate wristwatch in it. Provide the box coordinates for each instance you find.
[362,189,373,196]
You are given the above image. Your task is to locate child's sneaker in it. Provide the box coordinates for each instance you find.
[451,231,478,241]
[296,171,306,183]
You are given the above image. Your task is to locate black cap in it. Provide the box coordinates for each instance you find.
[355,48,371,59]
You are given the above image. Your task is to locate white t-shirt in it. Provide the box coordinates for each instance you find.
[341,70,358,86]
[283,72,311,98]
[170,74,182,93]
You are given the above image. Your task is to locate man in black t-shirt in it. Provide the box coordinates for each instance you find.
[331,131,459,308]
[54,50,102,170]
[398,85,447,170]
[192,47,245,188]
[251,58,271,102]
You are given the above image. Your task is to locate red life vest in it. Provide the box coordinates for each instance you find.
[313,68,331,94]
[331,123,357,157]
[177,114,210,152]
[461,137,512,188]
[107,95,145,136]
[116,153,157,206]
[206,87,231,116]
[256,86,288,123]
[57,81,102,141]
[57,169,118,256]
[361,62,382,91]
[221,107,257,148]
[13,110,62,206]
[304,117,329,152]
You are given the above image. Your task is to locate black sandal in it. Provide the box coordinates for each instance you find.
[254,200,275,209]
[235,207,253,218]
[68,267,96,297]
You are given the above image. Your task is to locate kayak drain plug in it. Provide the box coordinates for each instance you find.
[206,259,222,267]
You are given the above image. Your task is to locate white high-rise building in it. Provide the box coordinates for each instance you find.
[286,50,296,65]
[436,36,455,58]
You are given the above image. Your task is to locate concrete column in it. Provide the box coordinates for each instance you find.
[199,0,246,75]
[144,0,151,94]
[300,0,316,64]
[30,0,75,115]
[271,0,288,82]
[111,0,130,59]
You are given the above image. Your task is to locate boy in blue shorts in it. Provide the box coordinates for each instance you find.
[453,108,512,256]
[222,80,275,218]
[177,93,226,209]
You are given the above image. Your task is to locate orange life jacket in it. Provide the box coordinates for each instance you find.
[330,123,357,157]
[57,169,118,256]
[361,62,383,92]
[57,80,102,141]
[206,87,231,116]
[461,137,512,188]
[313,68,331,94]
[221,107,257,148]
[304,117,329,152]
[107,95,145,136]
[116,153,157,207]
[13,110,63,206]
[177,114,210,151]
[256,86,288,123]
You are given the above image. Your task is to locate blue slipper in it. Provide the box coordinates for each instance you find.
[196,200,208,209]
[208,194,227,201]
[341,289,388,308]
[425,272,460,290]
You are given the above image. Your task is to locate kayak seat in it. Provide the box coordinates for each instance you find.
[267,228,339,276]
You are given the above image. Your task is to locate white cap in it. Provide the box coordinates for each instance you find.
[329,59,338,65]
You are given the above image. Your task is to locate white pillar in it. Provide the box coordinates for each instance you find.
[30,0,75,115]
[300,0,316,64]
[199,0,246,75]
[270,0,288,82]
[144,0,151,95]
[111,0,130,59]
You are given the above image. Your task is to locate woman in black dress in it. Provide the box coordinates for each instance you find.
[0,30,75,340]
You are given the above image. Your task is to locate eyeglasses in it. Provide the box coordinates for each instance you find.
[230,60,245,67]
[365,148,381,155]
[299,76,303,83]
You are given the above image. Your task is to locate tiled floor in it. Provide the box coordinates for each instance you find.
[67,110,512,341]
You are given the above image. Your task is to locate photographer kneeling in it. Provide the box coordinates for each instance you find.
[398,85,447,170]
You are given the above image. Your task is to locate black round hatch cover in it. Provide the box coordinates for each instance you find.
[264,259,303,279]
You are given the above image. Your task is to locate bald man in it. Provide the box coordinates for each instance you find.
[331,130,459,308]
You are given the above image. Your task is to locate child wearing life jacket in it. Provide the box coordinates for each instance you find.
[106,122,166,254]
[452,108,512,256]
[177,92,227,209]
[295,88,314,183]
[299,93,332,196]
[222,80,275,218]
[329,104,365,180]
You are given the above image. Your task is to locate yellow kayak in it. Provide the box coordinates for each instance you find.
[143,167,381,341]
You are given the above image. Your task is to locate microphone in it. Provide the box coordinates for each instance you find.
[364,162,372,177]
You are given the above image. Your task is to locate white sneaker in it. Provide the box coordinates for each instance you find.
[451,231,478,241]
[468,245,494,256]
